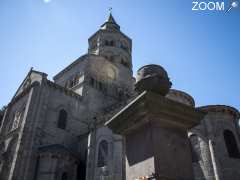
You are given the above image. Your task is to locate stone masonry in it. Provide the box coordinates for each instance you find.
[0,13,239,180]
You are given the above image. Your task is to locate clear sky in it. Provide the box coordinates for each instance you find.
[0,0,239,110]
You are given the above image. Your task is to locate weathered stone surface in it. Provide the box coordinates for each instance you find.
[135,65,172,96]
[106,91,204,180]
[0,13,240,180]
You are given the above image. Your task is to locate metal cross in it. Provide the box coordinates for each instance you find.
[108,7,113,13]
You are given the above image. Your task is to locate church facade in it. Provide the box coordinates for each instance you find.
[0,13,240,180]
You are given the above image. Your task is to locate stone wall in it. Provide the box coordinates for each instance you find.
[189,105,240,180]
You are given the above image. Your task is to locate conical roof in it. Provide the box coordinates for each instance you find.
[100,13,120,31]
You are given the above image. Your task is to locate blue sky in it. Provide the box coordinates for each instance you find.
[0,0,239,110]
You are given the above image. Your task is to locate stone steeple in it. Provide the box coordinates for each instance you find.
[88,12,132,70]
[100,12,120,31]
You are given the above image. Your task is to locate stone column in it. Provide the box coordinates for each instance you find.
[86,126,97,180]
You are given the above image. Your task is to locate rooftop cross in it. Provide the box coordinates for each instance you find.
[108,7,113,14]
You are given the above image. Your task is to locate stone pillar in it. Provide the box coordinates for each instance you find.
[106,91,205,180]
[86,128,97,180]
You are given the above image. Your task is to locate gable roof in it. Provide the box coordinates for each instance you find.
[53,54,89,81]
[11,68,47,102]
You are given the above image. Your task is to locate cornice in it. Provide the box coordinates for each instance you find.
[45,80,82,101]
[198,105,240,120]
[53,54,89,81]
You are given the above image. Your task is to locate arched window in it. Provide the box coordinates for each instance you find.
[91,40,97,49]
[121,41,129,52]
[109,40,115,46]
[67,74,81,88]
[189,135,201,163]
[98,82,103,91]
[121,58,130,68]
[97,140,108,167]
[224,130,240,158]
[57,109,67,130]
[90,77,95,86]
[105,40,109,46]
[105,40,115,47]
[61,172,68,180]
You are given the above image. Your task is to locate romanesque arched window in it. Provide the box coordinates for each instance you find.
[105,40,109,46]
[121,41,129,52]
[224,130,240,158]
[98,82,103,91]
[97,140,108,167]
[120,58,130,68]
[90,77,95,86]
[105,40,115,47]
[189,134,201,162]
[91,40,97,49]
[67,74,81,88]
[57,109,67,130]
[61,172,68,180]
[109,40,115,46]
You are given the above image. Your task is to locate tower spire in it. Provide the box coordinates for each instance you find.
[100,8,120,31]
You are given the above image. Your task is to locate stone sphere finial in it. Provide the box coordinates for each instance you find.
[135,64,172,96]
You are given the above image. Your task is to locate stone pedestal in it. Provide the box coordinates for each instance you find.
[106,91,205,180]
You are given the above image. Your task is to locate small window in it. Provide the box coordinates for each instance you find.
[73,75,80,85]
[110,40,115,46]
[224,130,240,158]
[90,77,95,86]
[91,40,97,49]
[99,82,103,91]
[97,140,108,167]
[121,59,130,68]
[105,40,115,47]
[121,41,128,52]
[57,109,67,130]
[105,40,109,46]
[66,74,82,88]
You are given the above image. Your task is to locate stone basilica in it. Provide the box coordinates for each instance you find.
[0,13,240,180]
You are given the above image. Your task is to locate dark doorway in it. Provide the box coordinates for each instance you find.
[76,161,86,180]
[58,109,68,130]
[62,172,68,180]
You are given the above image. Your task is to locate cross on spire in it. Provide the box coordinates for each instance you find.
[100,8,120,30]
[108,7,113,14]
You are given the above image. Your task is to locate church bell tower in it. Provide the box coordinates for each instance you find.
[88,12,132,71]
[81,12,134,115]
